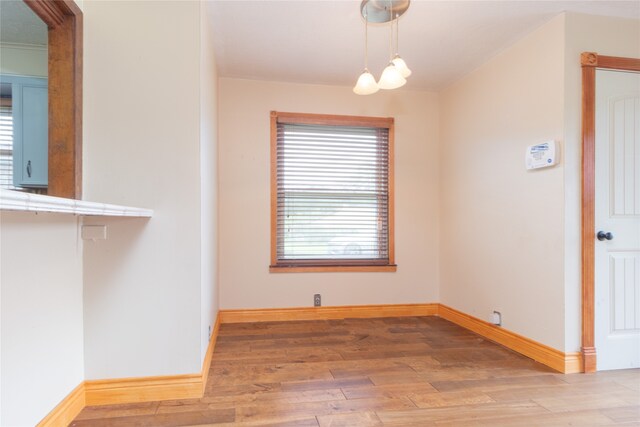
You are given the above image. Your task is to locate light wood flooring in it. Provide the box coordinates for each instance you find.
[71,316,640,426]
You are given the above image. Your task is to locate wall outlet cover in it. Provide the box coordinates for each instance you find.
[81,225,107,240]
[491,311,502,326]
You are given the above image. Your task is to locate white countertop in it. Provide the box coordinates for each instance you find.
[0,189,153,217]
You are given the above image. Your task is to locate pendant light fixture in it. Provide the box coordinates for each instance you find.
[354,0,411,95]
[391,14,412,78]
[353,8,379,95]
[378,12,406,90]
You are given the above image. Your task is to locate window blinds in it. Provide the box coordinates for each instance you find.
[276,122,390,264]
[0,106,14,189]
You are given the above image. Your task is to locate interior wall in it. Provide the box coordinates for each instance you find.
[218,78,440,309]
[200,1,219,363]
[82,0,203,379]
[0,212,84,427]
[0,44,47,77]
[562,13,640,352]
[439,15,567,350]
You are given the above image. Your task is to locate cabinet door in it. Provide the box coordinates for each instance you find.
[13,78,48,187]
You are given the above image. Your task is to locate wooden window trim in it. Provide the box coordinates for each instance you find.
[580,52,640,373]
[24,0,83,199]
[270,111,395,273]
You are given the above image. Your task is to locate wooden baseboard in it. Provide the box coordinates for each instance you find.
[39,312,221,425]
[565,352,584,373]
[37,382,85,427]
[582,346,597,373]
[219,303,581,373]
[219,303,439,323]
[437,304,582,373]
[84,373,203,406]
[85,313,221,406]
[200,314,221,392]
[38,303,585,425]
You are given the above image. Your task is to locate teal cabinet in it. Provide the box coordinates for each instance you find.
[0,75,48,188]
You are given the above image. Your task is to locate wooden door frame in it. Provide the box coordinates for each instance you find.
[580,52,640,373]
[23,0,83,199]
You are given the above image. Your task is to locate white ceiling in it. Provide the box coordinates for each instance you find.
[208,0,640,91]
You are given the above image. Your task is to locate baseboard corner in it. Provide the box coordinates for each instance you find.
[437,304,580,374]
[36,382,85,427]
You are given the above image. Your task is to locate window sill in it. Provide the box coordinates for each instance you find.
[0,189,153,217]
[269,265,397,273]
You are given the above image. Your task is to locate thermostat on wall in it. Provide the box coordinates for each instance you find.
[526,140,557,170]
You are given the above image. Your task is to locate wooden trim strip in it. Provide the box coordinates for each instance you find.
[270,112,278,266]
[219,303,439,323]
[23,0,83,198]
[581,57,597,373]
[388,120,395,264]
[580,53,639,373]
[200,313,221,393]
[580,52,640,71]
[598,55,640,72]
[274,111,394,128]
[36,382,85,427]
[565,352,584,374]
[23,0,65,28]
[47,4,83,198]
[84,375,202,406]
[438,304,581,374]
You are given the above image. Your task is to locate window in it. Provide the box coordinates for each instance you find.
[0,98,14,189]
[270,111,396,273]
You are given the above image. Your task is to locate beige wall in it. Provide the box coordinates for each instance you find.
[440,12,640,353]
[218,78,440,309]
[0,3,83,425]
[1,3,220,423]
[562,13,640,351]
[200,1,219,363]
[82,0,204,379]
[0,213,84,426]
[440,15,567,350]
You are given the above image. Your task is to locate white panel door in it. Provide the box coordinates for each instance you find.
[595,70,640,371]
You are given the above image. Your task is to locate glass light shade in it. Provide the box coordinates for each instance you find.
[392,55,412,78]
[353,70,379,95]
[378,63,407,90]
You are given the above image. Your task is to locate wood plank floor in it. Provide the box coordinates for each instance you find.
[71,316,640,426]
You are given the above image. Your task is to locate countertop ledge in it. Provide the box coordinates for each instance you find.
[0,189,153,217]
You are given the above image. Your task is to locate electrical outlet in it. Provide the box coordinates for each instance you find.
[492,311,502,326]
[314,294,321,307]
[208,325,212,339]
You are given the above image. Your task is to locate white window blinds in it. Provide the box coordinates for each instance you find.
[0,105,14,189]
[275,121,390,265]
